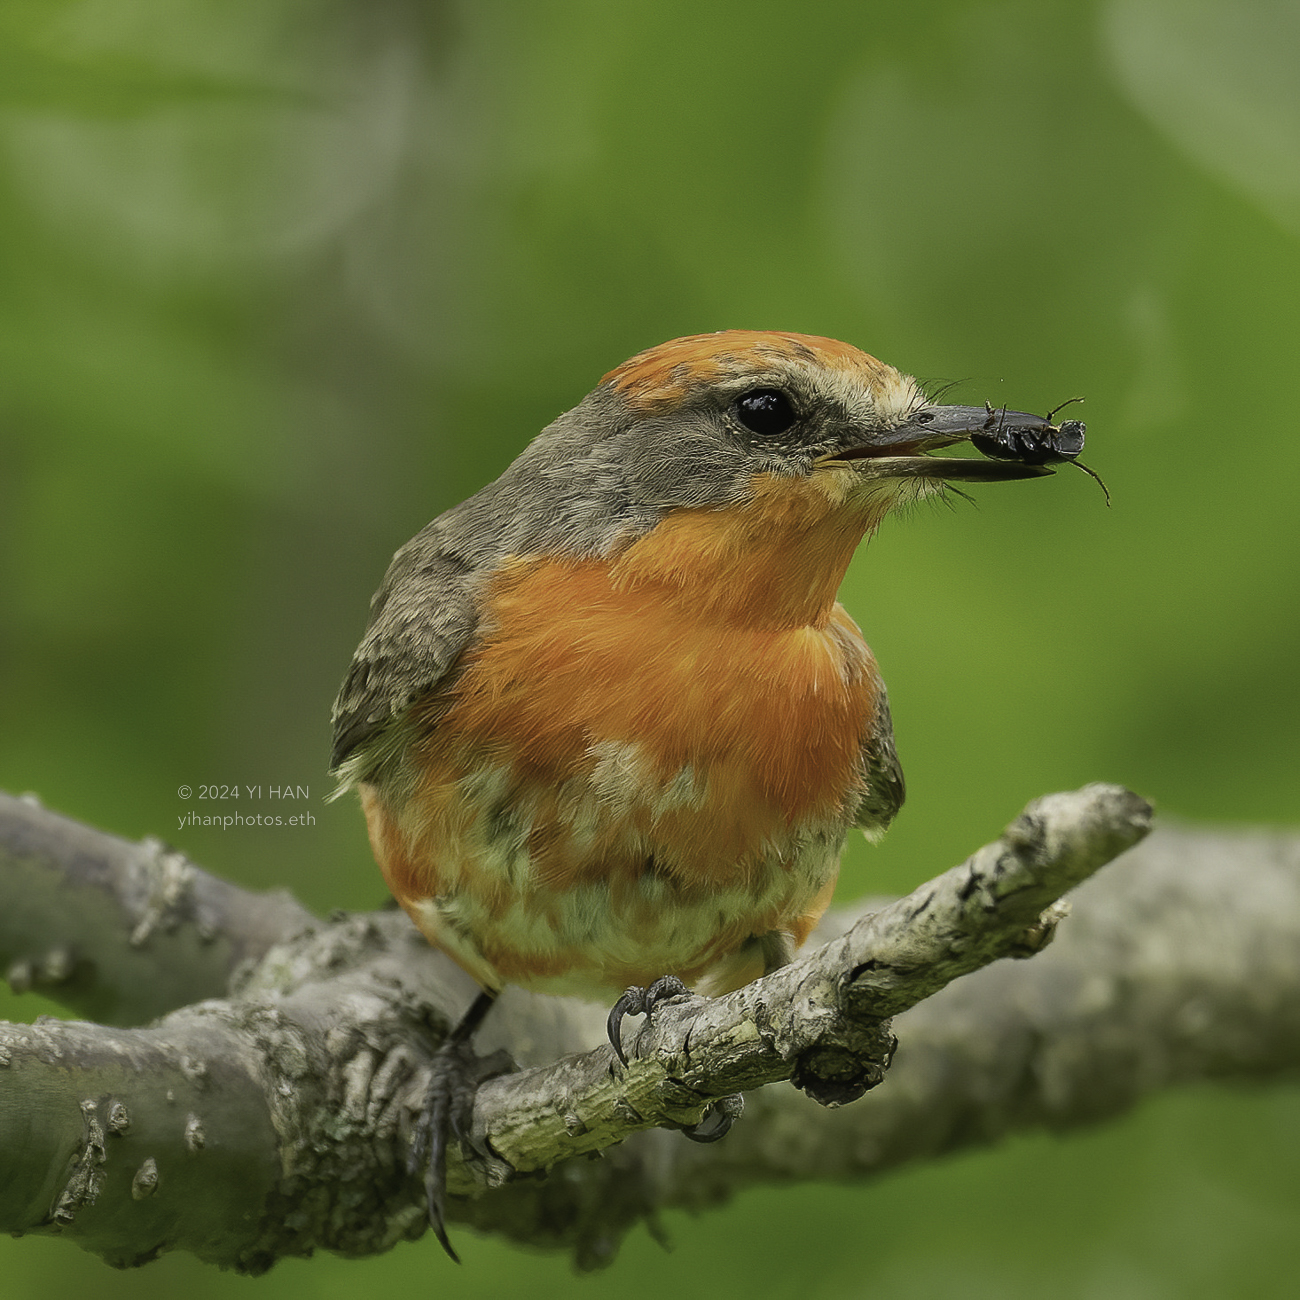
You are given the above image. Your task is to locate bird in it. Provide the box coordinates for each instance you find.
[330,330,1059,1256]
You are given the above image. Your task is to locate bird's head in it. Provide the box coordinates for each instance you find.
[494,330,1050,624]
[446,331,1061,626]
[591,329,1054,520]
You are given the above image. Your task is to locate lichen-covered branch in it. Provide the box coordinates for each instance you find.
[656,818,1300,1208]
[3,784,1298,1273]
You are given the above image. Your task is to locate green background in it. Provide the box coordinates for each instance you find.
[2,0,1297,1295]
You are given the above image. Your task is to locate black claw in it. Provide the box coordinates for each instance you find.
[423,1070,459,1262]
[681,1092,744,1143]
[606,987,644,1066]
[606,976,691,1064]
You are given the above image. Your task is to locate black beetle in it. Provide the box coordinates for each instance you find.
[970,400,1109,503]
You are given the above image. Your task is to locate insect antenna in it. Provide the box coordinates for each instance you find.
[1045,396,1085,422]
[1069,458,1111,507]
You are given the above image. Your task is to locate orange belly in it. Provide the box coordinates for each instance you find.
[363,554,881,1000]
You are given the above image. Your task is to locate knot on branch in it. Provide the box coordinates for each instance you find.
[790,1018,898,1107]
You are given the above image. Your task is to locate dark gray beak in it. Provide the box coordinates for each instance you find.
[830,404,1058,482]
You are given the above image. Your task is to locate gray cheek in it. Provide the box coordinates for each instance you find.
[622,427,760,510]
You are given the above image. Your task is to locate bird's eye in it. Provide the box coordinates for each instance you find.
[735,389,797,437]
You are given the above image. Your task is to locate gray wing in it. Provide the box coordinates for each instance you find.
[853,686,906,836]
[329,523,484,775]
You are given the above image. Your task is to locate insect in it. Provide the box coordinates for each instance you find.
[970,399,1110,504]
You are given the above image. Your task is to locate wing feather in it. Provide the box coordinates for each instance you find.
[329,523,483,777]
[854,686,905,837]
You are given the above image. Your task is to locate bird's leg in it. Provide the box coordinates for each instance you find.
[757,929,795,974]
[409,989,513,1263]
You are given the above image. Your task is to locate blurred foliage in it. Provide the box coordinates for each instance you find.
[1,0,1297,1295]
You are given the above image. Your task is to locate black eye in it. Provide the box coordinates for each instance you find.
[735,388,797,437]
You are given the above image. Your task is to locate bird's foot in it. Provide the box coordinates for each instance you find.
[408,992,513,1263]
[606,975,742,1143]
[606,975,691,1065]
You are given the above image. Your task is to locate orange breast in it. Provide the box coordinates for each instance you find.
[442,558,878,822]
[366,472,887,996]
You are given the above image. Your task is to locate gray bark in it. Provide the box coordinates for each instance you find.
[1,785,1295,1274]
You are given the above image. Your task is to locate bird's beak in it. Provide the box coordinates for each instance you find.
[826,404,1055,482]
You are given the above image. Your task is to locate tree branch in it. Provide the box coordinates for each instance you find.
[0,791,314,1024]
[3,784,1296,1273]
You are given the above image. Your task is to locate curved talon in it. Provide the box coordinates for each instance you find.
[681,1092,744,1143]
[606,986,645,1066]
[422,1060,460,1262]
[606,975,691,1065]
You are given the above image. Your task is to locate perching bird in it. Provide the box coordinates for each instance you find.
[330,330,1060,1255]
